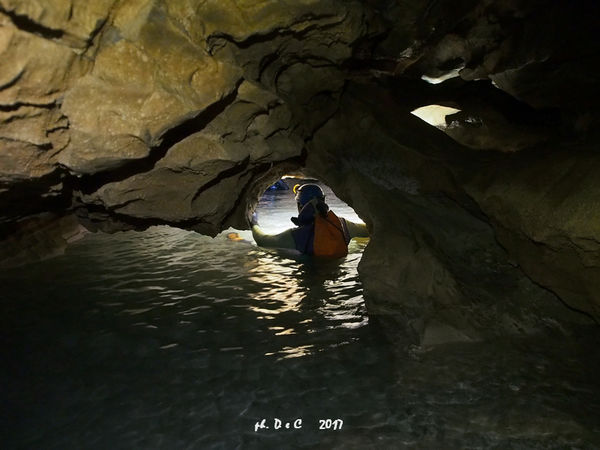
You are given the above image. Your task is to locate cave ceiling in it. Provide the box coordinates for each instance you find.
[1,0,599,344]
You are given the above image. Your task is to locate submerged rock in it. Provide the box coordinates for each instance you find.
[0,213,87,267]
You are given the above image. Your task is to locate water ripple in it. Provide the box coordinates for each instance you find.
[8,190,599,447]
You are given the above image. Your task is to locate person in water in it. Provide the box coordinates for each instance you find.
[250,183,369,257]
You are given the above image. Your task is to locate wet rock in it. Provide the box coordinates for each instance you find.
[0,213,87,268]
[308,83,595,344]
[464,149,600,320]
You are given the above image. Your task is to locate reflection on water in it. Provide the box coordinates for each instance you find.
[2,187,600,448]
[1,188,382,448]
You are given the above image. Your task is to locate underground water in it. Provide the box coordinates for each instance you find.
[2,183,600,449]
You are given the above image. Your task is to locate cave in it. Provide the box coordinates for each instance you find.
[1,0,600,447]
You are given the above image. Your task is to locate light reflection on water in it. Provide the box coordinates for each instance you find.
[2,187,600,448]
[1,188,385,448]
[253,183,364,235]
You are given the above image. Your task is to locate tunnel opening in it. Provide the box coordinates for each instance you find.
[410,104,462,128]
[219,170,374,334]
[250,174,367,240]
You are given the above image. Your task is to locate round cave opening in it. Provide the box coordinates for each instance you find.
[247,174,369,248]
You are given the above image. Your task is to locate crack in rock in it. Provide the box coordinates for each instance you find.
[77,80,243,196]
[0,6,65,40]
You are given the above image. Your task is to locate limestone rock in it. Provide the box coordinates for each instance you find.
[0,13,85,184]
[59,3,244,174]
[0,0,599,347]
[308,85,594,345]
[0,213,87,268]
[464,149,600,319]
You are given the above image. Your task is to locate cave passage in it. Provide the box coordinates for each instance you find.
[235,175,369,309]
[1,180,379,448]
[2,0,600,444]
[2,216,600,448]
[251,176,366,237]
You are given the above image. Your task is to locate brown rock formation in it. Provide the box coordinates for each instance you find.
[1,0,598,345]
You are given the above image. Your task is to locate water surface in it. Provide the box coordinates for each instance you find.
[2,186,600,448]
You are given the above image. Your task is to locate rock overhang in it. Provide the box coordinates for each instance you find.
[0,0,599,346]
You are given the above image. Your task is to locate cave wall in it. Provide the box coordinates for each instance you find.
[307,82,596,344]
[1,0,599,345]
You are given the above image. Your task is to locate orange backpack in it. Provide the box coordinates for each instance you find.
[313,211,350,258]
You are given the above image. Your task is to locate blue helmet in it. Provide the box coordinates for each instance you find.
[294,183,325,208]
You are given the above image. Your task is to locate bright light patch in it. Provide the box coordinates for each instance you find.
[256,179,364,233]
[421,67,463,84]
[411,105,461,128]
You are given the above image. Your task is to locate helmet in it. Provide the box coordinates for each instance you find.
[294,183,325,208]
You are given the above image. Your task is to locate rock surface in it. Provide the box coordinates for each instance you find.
[1,0,599,345]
